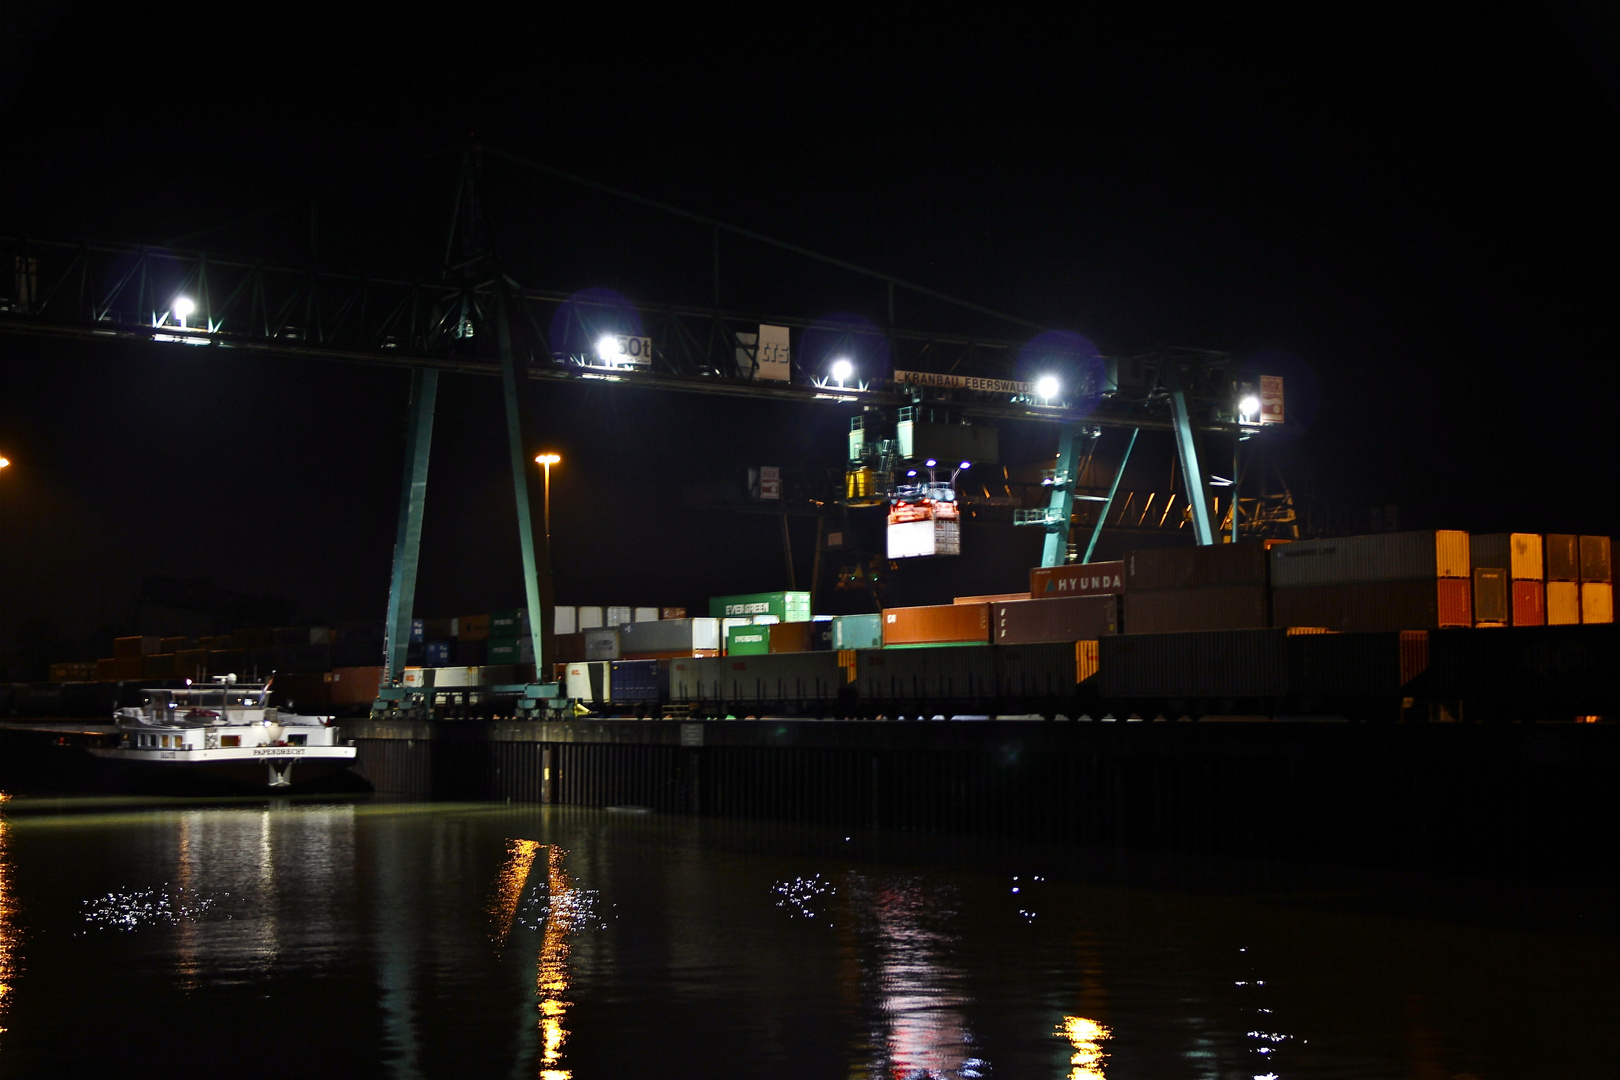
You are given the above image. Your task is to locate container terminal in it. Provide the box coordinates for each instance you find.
[3,151,1618,878]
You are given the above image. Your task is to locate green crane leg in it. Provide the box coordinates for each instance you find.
[494,285,556,684]
[1083,427,1137,565]
[383,367,438,684]
[1040,423,1081,568]
[1166,372,1216,546]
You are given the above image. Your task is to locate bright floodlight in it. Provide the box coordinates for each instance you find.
[596,335,622,361]
[1240,395,1261,417]
[830,358,853,384]
[172,297,195,318]
[925,459,937,468]
[906,469,917,477]
[1036,374,1061,400]
[0,457,9,469]
[535,453,561,465]
[959,461,971,470]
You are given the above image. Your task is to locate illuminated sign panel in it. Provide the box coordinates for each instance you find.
[1260,375,1284,424]
[893,370,1032,395]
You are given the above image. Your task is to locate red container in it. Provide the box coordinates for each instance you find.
[1124,541,1276,590]
[1029,560,1125,599]
[1272,584,1345,629]
[328,666,384,706]
[1124,585,1269,633]
[991,595,1118,644]
[552,632,587,663]
[881,603,991,646]
[1510,579,1544,626]
[1275,580,1470,630]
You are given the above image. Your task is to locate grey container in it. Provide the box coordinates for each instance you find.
[1099,629,1289,699]
[1286,631,1428,697]
[667,656,718,703]
[1580,536,1612,583]
[992,595,1117,643]
[615,617,721,654]
[1473,567,1509,625]
[1125,542,1272,590]
[583,628,620,660]
[1545,534,1580,581]
[1269,531,1471,587]
[854,645,997,702]
[831,613,883,650]
[708,652,846,704]
[995,642,1080,699]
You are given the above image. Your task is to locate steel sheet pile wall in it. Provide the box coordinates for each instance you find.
[1123,543,1273,633]
[1272,530,1472,630]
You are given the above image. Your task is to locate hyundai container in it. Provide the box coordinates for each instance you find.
[1029,560,1125,599]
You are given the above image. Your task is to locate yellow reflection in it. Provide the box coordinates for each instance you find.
[491,838,542,945]
[1058,1015,1112,1079]
[0,796,14,1036]
[538,845,574,1080]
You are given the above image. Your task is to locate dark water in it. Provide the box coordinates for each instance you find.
[0,794,1611,1079]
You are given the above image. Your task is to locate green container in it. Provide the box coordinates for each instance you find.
[709,592,812,622]
[488,640,523,664]
[725,625,771,656]
[489,609,527,639]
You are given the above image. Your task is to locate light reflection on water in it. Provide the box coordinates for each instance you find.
[0,797,1604,1078]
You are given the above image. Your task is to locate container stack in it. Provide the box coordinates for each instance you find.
[1581,535,1613,624]
[1271,530,1472,630]
[1469,534,1542,626]
[1545,535,1581,625]
[1122,542,1274,633]
[709,592,812,622]
[880,603,992,647]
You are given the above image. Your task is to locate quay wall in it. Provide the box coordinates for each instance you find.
[344,719,1620,881]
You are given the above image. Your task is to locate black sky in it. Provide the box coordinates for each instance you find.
[2,5,1618,663]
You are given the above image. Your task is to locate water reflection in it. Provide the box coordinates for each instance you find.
[1057,1015,1111,1079]
[536,845,573,1080]
[845,875,984,1080]
[490,838,541,945]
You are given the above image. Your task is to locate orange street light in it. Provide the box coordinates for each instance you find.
[0,456,9,469]
[534,454,561,543]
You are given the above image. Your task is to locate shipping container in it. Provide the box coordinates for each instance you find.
[854,645,997,703]
[1029,560,1125,599]
[1579,536,1612,583]
[488,638,537,664]
[632,607,659,623]
[48,662,97,682]
[708,591,812,622]
[1417,626,1620,720]
[402,667,430,689]
[173,648,209,681]
[1124,585,1268,634]
[996,641,1084,699]
[430,666,480,688]
[327,666,383,706]
[1286,631,1428,698]
[616,617,721,655]
[720,617,751,644]
[159,636,189,653]
[1099,629,1289,700]
[1545,534,1579,581]
[1547,580,1581,625]
[670,652,844,706]
[333,637,385,668]
[954,592,1030,604]
[454,639,486,666]
[601,605,628,627]
[1581,582,1614,624]
[113,636,160,660]
[552,633,586,663]
[564,661,612,703]
[409,618,424,644]
[1472,567,1508,625]
[424,640,452,666]
[1273,579,1470,630]
[831,613,883,651]
[609,659,663,703]
[1269,530,1470,587]
[1510,579,1545,626]
[1125,541,1275,591]
[1469,533,1543,580]
[660,607,687,620]
[992,595,1118,643]
[767,621,833,653]
[726,625,771,656]
[584,629,620,661]
[96,657,144,681]
[881,603,991,647]
[576,606,604,630]
[457,613,491,641]
[551,607,575,636]
[489,609,529,638]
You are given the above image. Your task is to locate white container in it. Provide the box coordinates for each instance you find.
[577,606,604,630]
[606,605,632,626]
[431,666,477,688]
[616,617,721,654]
[402,667,429,688]
[554,605,578,635]
[565,661,612,702]
[633,606,659,623]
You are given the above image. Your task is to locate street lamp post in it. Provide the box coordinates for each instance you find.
[534,454,561,543]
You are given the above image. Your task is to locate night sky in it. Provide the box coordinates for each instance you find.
[2,5,1618,672]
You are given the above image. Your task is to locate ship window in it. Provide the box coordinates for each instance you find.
[288,734,307,746]
[221,735,240,748]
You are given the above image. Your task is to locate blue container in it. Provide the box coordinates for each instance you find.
[424,640,452,666]
[832,613,882,650]
[409,618,425,644]
[609,659,662,702]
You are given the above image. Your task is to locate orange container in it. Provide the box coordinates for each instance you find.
[1580,582,1613,624]
[953,592,1030,604]
[881,603,991,646]
[327,666,384,705]
[456,614,490,641]
[1546,580,1580,625]
[1510,580,1544,626]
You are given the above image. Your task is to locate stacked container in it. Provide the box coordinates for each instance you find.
[1580,536,1613,624]
[1123,543,1273,633]
[880,603,991,647]
[831,614,882,651]
[1469,534,1543,626]
[1545,534,1581,625]
[709,592,812,622]
[1029,560,1125,600]
[1271,530,1472,630]
[991,595,1117,644]
[616,617,722,658]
